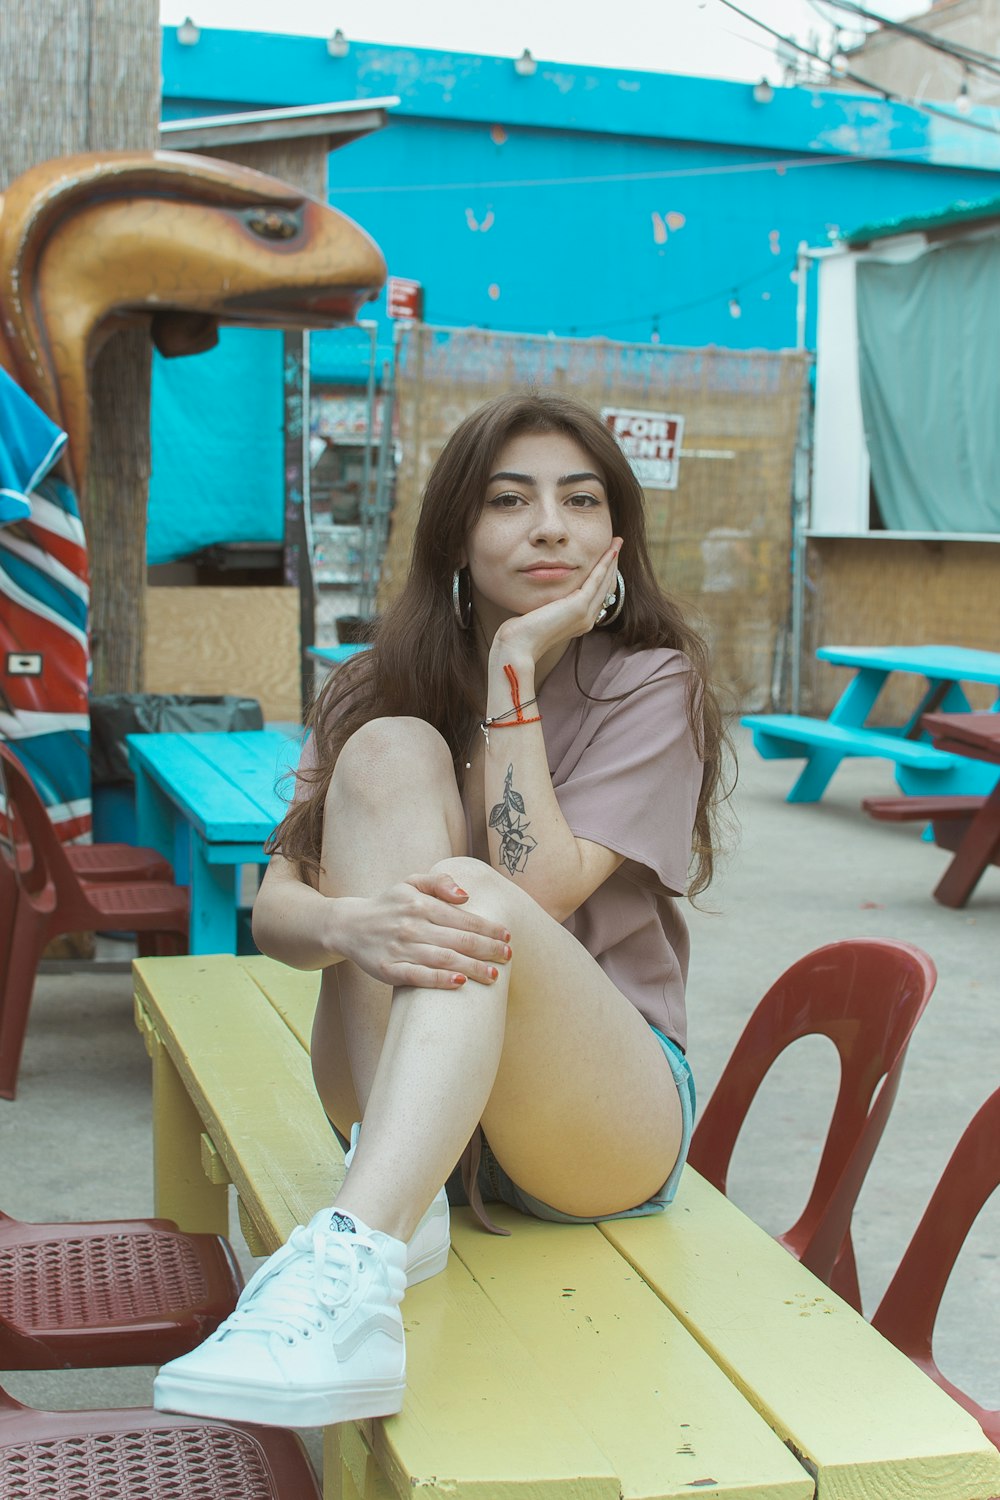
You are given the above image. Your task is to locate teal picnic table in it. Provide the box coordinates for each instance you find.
[743,644,1000,804]
[127,729,301,954]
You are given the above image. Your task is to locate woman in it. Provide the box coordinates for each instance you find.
[154,392,729,1429]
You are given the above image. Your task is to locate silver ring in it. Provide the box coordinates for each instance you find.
[594,568,625,628]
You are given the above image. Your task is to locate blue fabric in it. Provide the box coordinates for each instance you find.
[0,471,91,834]
[148,329,285,564]
[0,544,89,633]
[0,367,67,526]
[6,729,91,810]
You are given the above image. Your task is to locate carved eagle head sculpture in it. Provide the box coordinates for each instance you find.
[0,149,387,494]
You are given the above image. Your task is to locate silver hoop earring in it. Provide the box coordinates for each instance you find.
[452,567,472,629]
[595,568,625,627]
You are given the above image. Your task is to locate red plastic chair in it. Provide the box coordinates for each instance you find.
[0,1209,243,1370]
[688,939,936,1311]
[1,742,173,884]
[872,1086,1000,1449]
[0,1385,322,1499]
[0,750,189,1100]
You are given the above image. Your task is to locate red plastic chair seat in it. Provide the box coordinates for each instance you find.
[68,842,174,883]
[872,1086,1000,1450]
[77,880,189,924]
[15,836,174,885]
[0,1386,322,1499]
[0,1210,243,1370]
[688,939,936,1311]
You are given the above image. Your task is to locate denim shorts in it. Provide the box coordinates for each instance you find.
[445,1026,697,1224]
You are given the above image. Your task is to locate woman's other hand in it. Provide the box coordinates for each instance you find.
[336,873,512,990]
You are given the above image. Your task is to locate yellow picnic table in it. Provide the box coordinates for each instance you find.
[133,955,1000,1500]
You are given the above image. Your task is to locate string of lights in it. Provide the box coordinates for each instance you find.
[328,9,1000,340]
[331,139,978,198]
[425,253,798,341]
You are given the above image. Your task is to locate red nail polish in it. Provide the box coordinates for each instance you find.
[489,966,499,981]
[453,886,468,898]
[502,930,511,943]
[450,974,466,986]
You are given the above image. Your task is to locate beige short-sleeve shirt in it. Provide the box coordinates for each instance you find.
[491,633,703,1050]
[301,634,703,1049]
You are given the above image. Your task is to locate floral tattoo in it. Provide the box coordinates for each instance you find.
[489,764,537,875]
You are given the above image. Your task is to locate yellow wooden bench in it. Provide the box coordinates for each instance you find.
[133,954,1000,1500]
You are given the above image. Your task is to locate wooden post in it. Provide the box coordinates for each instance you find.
[283,331,315,715]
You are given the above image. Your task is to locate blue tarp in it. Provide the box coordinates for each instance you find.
[148,327,285,564]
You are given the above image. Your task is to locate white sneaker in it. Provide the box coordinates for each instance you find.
[345,1122,450,1286]
[153,1211,407,1428]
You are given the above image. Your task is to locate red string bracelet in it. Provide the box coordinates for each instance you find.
[479,663,542,748]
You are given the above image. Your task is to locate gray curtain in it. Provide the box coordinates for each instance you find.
[856,237,1000,533]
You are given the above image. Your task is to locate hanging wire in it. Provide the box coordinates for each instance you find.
[716,0,1000,136]
[816,0,1000,82]
[428,255,796,340]
[331,134,979,200]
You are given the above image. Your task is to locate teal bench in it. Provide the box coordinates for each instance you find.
[741,715,964,803]
[744,644,1000,804]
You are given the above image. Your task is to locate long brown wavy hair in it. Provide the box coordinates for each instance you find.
[271,392,732,895]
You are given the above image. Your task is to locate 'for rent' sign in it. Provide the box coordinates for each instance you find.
[602,407,684,490]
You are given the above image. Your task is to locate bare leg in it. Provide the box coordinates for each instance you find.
[317,720,682,1243]
[311,717,468,1130]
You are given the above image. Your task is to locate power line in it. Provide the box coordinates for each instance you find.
[818,0,1000,80]
[716,0,1000,138]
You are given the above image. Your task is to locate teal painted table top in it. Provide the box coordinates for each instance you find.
[127,729,302,953]
[817,644,1000,686]
[307,644,370,665]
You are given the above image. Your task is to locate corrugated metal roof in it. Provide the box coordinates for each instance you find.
[844,194,1000,246]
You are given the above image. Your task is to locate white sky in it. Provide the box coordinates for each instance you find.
[157,0,923,87]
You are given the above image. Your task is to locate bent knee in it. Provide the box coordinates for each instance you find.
[330,717,453,801]
[430,855,514,909]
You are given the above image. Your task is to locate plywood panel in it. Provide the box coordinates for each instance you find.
[145,586,301,723]
[805,540,1000,721]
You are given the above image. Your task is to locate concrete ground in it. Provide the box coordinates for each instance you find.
[1,725,997,1443]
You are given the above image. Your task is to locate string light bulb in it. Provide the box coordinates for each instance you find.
[728,292,743,319]
[752,77,775,105]
[177,16,200,45]
[514,48,538,77]
[956,77,972,115]
[327,28,349,58]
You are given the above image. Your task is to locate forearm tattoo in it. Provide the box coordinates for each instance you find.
[489,763,537,875]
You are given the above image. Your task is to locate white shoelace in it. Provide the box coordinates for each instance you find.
[223,1226,375,1342]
